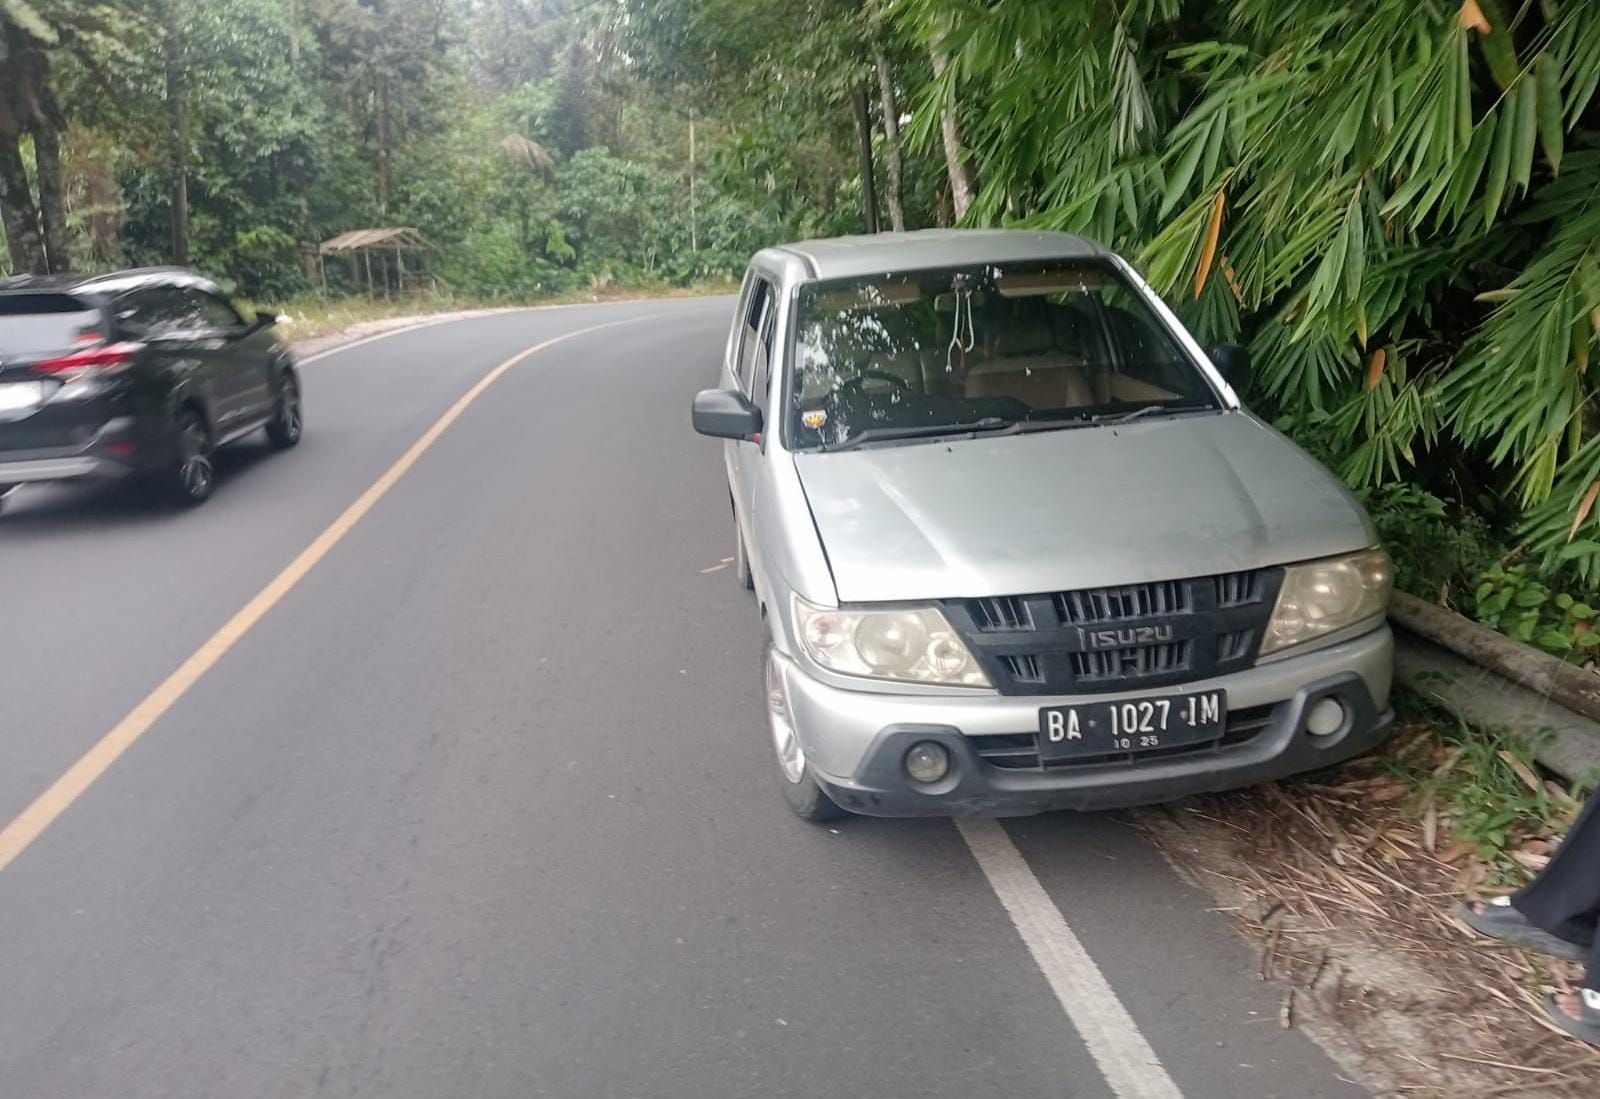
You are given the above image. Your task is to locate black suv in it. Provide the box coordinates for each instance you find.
[0,268,301,513]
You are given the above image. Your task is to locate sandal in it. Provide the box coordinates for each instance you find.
[1456,896,1591,962]
[1545,989,1600,1048]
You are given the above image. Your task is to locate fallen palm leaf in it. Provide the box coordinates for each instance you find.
[1365,346,1387,390]
[1567,481,1599,542]
[1194,187,1226,299]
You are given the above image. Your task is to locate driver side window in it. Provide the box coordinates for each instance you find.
[196,291,245,330]
[735,277,773,397]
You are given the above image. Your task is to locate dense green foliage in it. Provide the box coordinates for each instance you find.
[8,0,1600,603]
[619,0,1600,597]
[24,1,795,301]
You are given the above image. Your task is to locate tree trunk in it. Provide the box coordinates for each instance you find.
[165,21,190,266]
[852,89,879,234]
[929,42,975,221]
[33,121,68,274]
[0,134,46,274]
[375,69,393,213]
[1390,591,1600,724]
[872,45,906,232]
[688,110,697,253]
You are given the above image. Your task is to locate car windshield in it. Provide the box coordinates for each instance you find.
[787,261,1220,450]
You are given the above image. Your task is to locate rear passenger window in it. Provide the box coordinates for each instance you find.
[114,287,188,338]
[736,278,773,395]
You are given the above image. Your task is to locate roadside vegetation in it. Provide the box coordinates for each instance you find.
[16,1,1600,619]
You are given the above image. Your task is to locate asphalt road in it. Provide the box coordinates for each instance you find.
[0,301,1370,1098]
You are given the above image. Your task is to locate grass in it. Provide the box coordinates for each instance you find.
[243,278,740,343]
[1383,688,1584,882]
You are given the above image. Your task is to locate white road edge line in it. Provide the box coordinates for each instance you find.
[295,294,727,366]
[955,818,1185,1099]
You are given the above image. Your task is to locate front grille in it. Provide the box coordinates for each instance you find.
[1070,641,1191,681]
[1215,570,1266,607]
[973,596,1032,631]
[1054,580,1189,623]
[943,568,1282,695]
[999,654,1044,684]
[1218,629,1255,661]
[974,702,1277,771]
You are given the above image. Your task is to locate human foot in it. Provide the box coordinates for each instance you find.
[1456,897,1591,962]
[1545,989,1600,1047]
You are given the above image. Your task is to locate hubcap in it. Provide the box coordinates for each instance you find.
[766,651,805,784]
[181,425,212,496]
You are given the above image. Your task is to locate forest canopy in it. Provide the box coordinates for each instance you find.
[6,0,1600,606]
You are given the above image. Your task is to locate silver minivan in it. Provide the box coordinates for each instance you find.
[693,230,1394,820]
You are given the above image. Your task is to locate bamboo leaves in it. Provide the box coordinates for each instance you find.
[1536,54,1563,172]
[891,0,1600,575]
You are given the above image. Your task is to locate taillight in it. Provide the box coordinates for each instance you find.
[32,342,143,379]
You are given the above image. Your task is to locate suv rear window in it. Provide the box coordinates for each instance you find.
[0,294,103,358]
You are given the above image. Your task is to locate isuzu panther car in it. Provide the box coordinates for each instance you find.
[693,229,1394,821]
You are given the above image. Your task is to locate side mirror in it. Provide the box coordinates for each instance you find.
[692,388,763,441]
[250,312,277,332]
[1210,344,1249,387]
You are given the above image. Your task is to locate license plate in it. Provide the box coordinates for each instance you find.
[0,381,46,412]
[1038,689,1226,762]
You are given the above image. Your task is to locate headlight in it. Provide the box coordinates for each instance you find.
[1261,548,1393,654]
[792,596,991,687]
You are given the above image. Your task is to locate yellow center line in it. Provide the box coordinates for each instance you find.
[0,315,650,874]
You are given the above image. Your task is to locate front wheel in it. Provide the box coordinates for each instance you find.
[766,646,847,822]
[265,372,302,449]
[166,411,214,505]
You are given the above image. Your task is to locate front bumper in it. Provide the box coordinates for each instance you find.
[777,625,1394,817]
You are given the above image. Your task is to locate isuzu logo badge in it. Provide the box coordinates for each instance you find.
[1080,625,1174,650]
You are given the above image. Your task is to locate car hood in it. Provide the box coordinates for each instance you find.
[792,412,1375,603]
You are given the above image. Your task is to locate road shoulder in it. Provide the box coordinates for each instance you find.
[1137,766,1600,1096]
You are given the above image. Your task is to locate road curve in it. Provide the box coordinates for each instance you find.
[0,301,1368,1098]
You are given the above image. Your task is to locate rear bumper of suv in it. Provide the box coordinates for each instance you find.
[0,417,150,484]
[775,625,1394,817]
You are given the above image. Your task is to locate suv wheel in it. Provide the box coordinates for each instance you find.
[766,645,847,822]
[266,373,302,449]
[168,411,215,505]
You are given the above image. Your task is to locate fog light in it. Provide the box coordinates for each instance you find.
[904,741,951,784]
[1306,698,1346,737]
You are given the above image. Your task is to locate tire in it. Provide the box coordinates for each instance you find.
[166,410,215,505]
[766,645,848,822]
[265,372,303,449]
[735,524,754,591]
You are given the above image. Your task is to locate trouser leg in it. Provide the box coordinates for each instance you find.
[1513,790,1600,947]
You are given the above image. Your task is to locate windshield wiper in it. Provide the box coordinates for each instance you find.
[1089,400,1213,426]
[822,416,1021,450]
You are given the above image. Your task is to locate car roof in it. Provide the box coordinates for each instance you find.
[766,228,1108,282]
[0,267,221,299]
